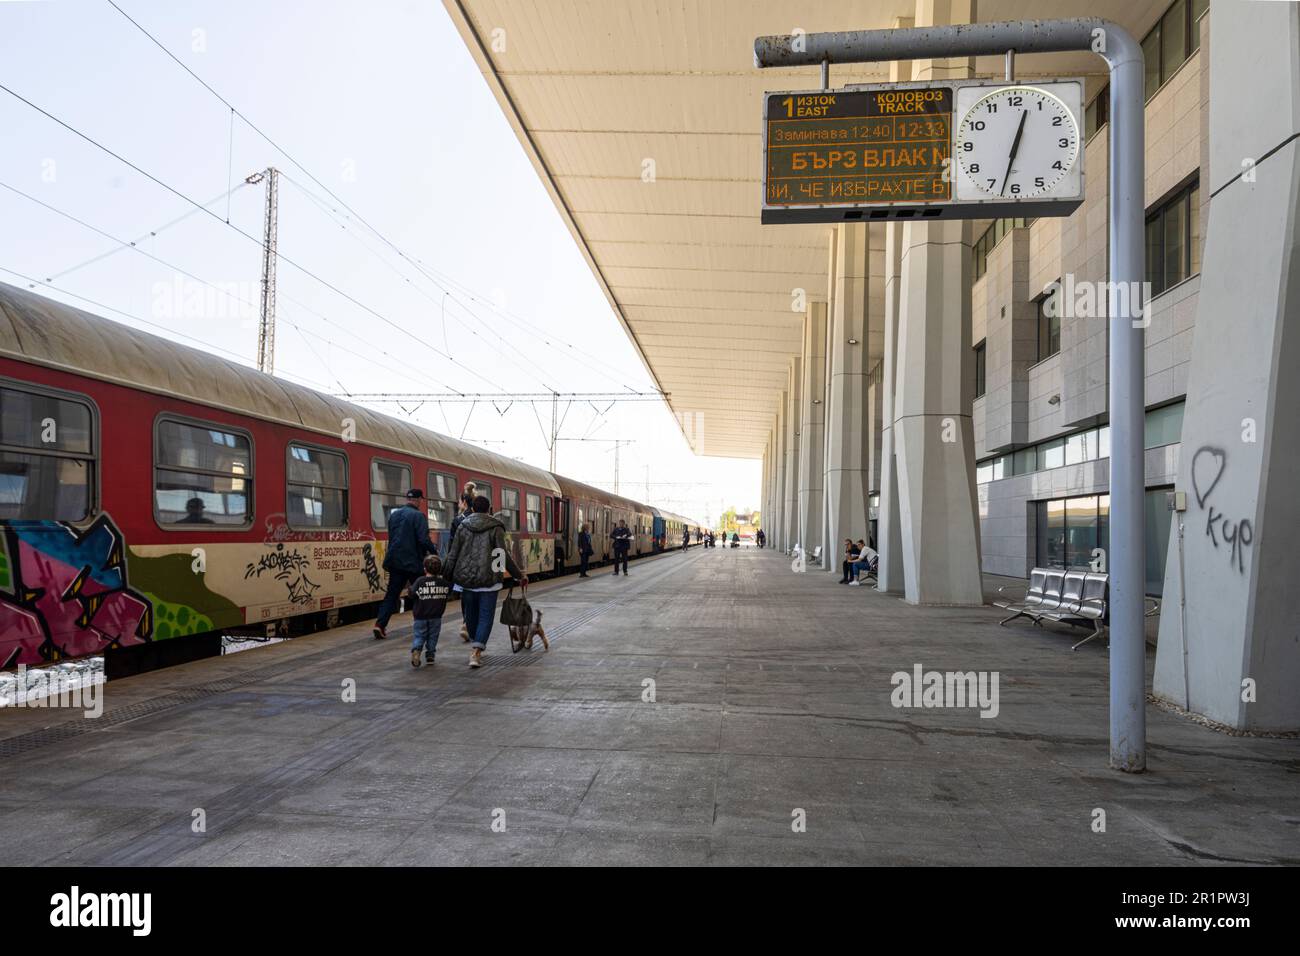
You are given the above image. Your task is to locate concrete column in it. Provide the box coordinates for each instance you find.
[773,402,786,552]
[821,230,839,570]
[824,223,874,571]
[797,302,827,561]
[877,222,906,593]
[874,19,913,595]
[783,358,802,552]
[881,0,983,606]
[1154,1,1300,731]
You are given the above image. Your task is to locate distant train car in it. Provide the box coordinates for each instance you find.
[651,509,700,551]
[551,474,655,566]
[0,283,683,674]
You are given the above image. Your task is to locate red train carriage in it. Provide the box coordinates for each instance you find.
[0,282,561,674]
[550,474,656,568]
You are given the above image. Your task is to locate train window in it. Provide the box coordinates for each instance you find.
[370,458,411,530]
[286,443,348,529]
[544,496,553,534]
[470,480,493,509]
[526,493,541,533]
[427,470,456,530]
[0,383,95,521]
[155,417,251,527]
[501,487,520,531]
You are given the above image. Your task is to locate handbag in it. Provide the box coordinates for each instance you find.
[499,584,533,628]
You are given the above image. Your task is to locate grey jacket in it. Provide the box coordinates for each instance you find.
[442,512,523,590]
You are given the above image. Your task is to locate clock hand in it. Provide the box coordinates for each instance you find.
[1000,109,1028,196]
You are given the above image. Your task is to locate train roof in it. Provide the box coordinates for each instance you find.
[0,282,561,494]
[550,472,652,514]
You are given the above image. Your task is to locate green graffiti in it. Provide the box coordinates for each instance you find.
[127,551,243,637]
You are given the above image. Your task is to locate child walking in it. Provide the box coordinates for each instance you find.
[408,555,451,668]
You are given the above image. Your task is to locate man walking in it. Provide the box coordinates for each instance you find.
[374,488,436,640]
[611,518,632,576]
[578,523,593,577]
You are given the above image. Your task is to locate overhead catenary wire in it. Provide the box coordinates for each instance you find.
[102,0,642,394]
[0,79,508,392]
[0,179,474,404]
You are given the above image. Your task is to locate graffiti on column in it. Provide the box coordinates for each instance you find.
[0,515,153,669]
[1191,446,1254,574]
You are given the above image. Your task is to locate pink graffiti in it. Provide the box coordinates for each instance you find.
[0,516,152,668]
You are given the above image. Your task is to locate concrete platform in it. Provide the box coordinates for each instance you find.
[3,546,1298,866]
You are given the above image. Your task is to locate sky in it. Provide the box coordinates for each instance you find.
[0,0,760,525]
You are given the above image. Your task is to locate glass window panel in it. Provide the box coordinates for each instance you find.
[1014,448,1036,475]
[426,471,457,531]
[976,461,993,484]
[526,493,542,533]
[1190,0,1208,55]
[156,472,248,525]
[1145,402,1186,448]
[1041,438,1066,471]
[288,485,347,528]
[1164,194,1187,288]
[1041,500,1067,567]
[288,445,347,488]
[1098,494,1110,571]
[370,460,411,529]
[1098,426,1111,459]
[1162,1,1187,79]
[157,420,249,474]
[1146,215,1164,294]
[1142,25,1162,100]
[0,388,92,453]
[1065,432,1089,466]
[0,452,90,521]
[1064,495,1099,568]
[1144,489,1171,595]
[471,481,493,508]
[974,342,986,397]
[1190,186,1201,276]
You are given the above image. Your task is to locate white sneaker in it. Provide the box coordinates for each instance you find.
[848,580,861,587]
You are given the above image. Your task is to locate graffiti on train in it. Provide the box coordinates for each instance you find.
[0,516,153,668]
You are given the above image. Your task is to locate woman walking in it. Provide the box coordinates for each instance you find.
[441,495,527,668]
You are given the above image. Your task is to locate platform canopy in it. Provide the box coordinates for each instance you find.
[443,0,1168,458]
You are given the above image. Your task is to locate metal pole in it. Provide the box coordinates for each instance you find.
[549,391,558,472]
[756,18,1147,772]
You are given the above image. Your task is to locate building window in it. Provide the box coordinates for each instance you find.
[501,487,520,531]
[1145,487,1175,595]
[1037,290,1061,361]
[287,443,348,529]
[1084,86,1109,140]
[1036,494,1110,571]
[974,340,987,398]
[1142,0,1208,101]
[0,384,95,521]
[426,470,456,530]
[155,418,251,526]
[972,217,1034,281]
[1145,401,1186,448]
[525,493,542,533]
[1146,180,1200,296]
[370,459,410,530]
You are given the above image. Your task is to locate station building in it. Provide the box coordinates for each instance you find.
[446,0,1300,732]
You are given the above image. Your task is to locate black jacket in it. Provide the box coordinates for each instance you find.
[383,504,435,575]
[442,512,523,589]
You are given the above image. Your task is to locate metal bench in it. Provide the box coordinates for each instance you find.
[995,567,1158,651]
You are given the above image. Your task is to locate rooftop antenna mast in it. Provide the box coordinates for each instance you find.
[247,167,279,375]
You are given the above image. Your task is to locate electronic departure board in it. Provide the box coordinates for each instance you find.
[761,80,1086,224]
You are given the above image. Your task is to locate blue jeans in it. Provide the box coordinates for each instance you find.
[461,589,499,650]
[411,617,443,654]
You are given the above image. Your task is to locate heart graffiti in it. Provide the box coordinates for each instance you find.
[1190,446,1226,509]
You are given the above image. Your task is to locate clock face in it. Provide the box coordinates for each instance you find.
[955,86,1080,199]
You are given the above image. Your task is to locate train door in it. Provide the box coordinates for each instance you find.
[601,507,612,559]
